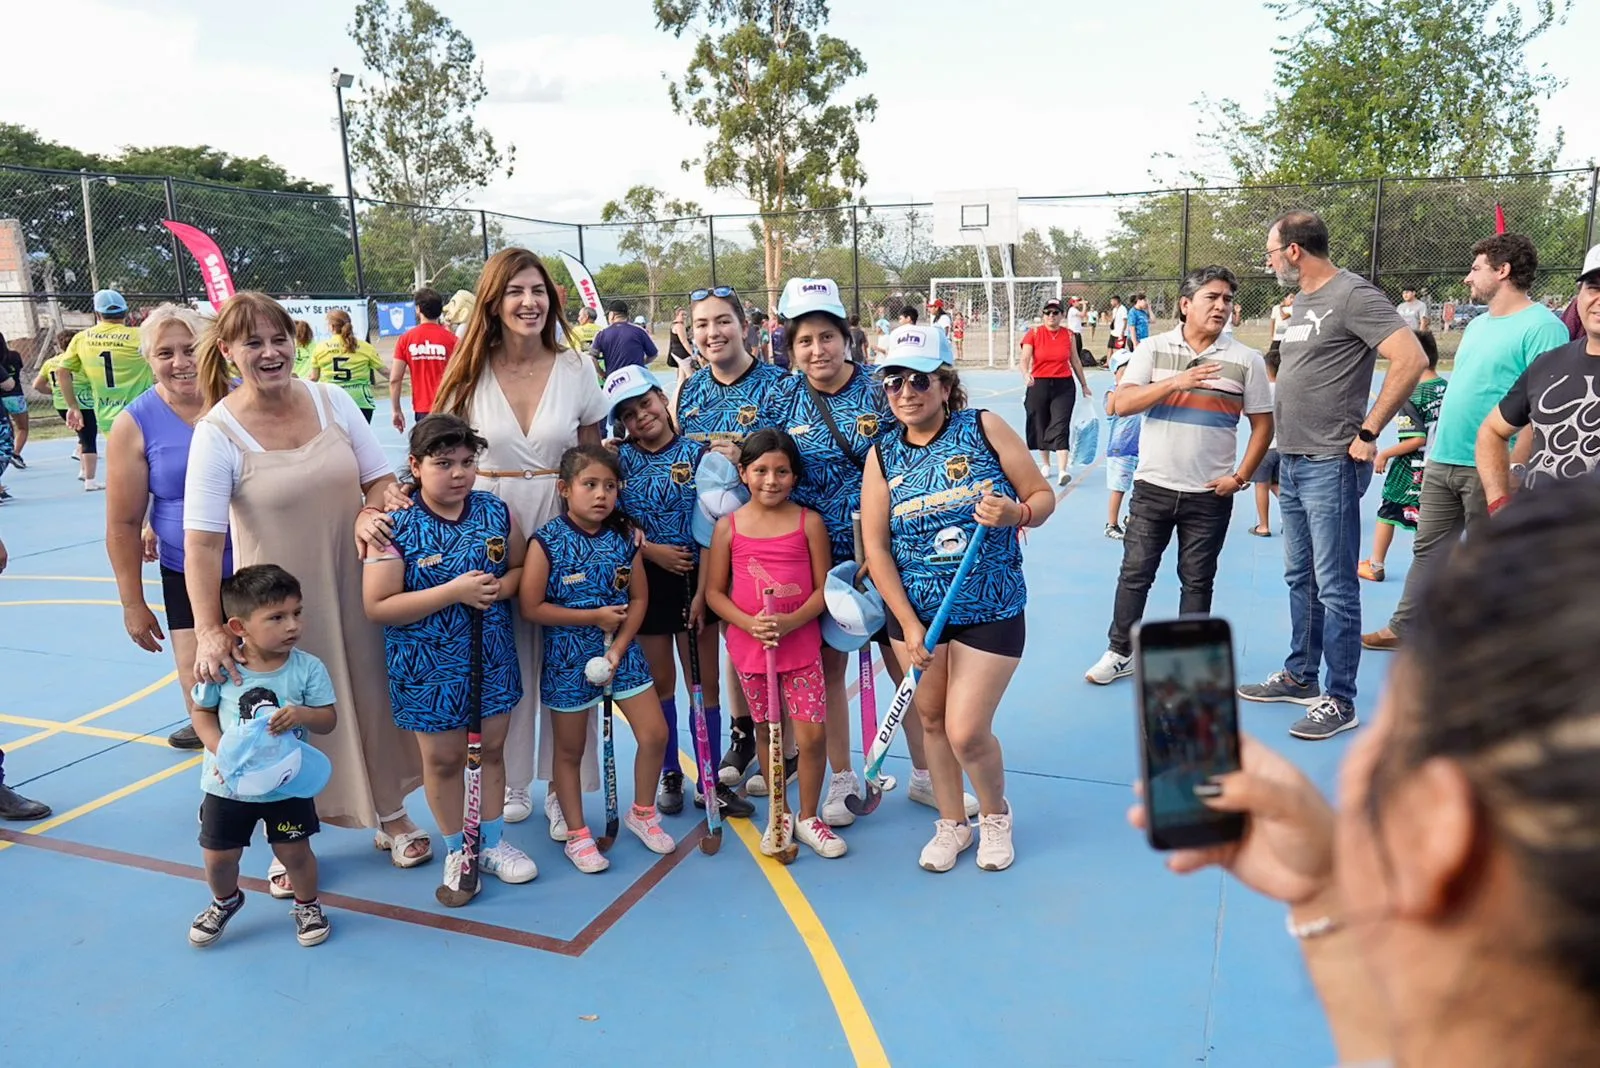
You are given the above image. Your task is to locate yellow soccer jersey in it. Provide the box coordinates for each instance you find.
[58,321,153,423]
[310,339,385,409]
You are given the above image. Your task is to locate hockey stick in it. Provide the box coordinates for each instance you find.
[436,607,484,907]
[763,588,798,864]
[851,511,894,795]
[596,631,619,852]
[845,523,988,817]
[686,574,721,855]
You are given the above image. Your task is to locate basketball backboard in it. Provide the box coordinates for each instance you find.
[933,188,1020,246]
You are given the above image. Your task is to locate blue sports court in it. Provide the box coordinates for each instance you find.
[0,369,1404,1066]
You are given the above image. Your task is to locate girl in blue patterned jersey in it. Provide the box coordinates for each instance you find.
[520,444,676,873]
[606,365,755,822]
[860,326,1055,874]
[363,414,536,897]
[761,278,977,828]
[680,286,788,788]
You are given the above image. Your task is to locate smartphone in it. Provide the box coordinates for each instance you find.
[1132,616,1245,851]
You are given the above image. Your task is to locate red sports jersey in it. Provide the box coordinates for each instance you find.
[394,322,457,414]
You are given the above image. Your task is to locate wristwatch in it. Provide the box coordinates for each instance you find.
[1357,427,1377,443]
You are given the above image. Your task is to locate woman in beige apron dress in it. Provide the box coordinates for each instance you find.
[378,249,608,837]
[185,293,428,893]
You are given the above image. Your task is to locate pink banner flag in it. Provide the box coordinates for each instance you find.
[1494,203,1507,235]
[559,251,604,317]
[162,220,237,304]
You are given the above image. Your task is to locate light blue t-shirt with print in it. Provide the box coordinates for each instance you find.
[191,648,335,802]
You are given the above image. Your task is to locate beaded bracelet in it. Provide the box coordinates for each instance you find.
[1285,912,1342,940]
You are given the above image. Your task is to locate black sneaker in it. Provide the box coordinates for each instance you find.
[657,770,685,815]
[167,724,204,750]
[0,783,51,821]
[293,901,331,947]
[1237,671,1321,706]
[189,892,245,947]
[717,718,758,786]
[694,782,755,819]
[1289,698,1359,741]
[9,454,25,470]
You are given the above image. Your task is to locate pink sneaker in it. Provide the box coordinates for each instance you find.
[624,806,676,855]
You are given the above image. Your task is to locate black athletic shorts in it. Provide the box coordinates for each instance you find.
[884,611,1026,658]
[198,793,320,852]
[639,558,721,635]
[56,408,99,453]
[160,565,197,631]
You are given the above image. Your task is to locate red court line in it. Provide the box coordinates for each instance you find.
[0,821,707,957]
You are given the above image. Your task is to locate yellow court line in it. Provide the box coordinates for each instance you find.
[0,574,160,586]
[0,756,202,853]
[0,713,174,748]
[0,599,165,612]
[679,751,890,1067]
[3,672,178,752]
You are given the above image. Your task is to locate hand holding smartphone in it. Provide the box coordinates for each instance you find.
[1133,617,1245,851]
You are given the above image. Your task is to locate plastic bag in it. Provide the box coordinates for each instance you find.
[1070,398,1101,467]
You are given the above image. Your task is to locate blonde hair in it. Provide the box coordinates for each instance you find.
[198,292,294,408]
[327,309,357,354]
[434,248,573,418]
[139,303,211,359]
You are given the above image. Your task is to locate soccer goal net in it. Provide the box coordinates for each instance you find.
[929,276,1063,367]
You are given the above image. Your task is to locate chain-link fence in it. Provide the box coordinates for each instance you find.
[3,161,1596,373]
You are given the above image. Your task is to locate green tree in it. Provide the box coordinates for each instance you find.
[346,0,513,289]
[1210,0,1568,183]
[598,185,704,322]
[654,0,876,305]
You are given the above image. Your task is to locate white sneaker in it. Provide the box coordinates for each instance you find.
[759,812,794,856]
[918,818,974,872]
[544,791,569,841]
[564,833,609,874]
[504,786,533,824]
[1038,462,1050,478]
[820,770,860,827]
[83,480,104,492]
[441,849,483,898]
[1085,649,1133,685]
[624,808,677,855]
[907,772,979,818]
[976,801,1015,871]
[796,815,847,858]
[479,840,538,883]
[746,771,768,797]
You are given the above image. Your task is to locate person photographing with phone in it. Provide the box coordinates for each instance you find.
[1130,478,1600,1068]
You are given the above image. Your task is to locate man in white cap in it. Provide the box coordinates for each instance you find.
[1477,243,1600,504]
[55,288,152,491]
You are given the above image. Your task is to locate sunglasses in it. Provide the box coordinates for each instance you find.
[690,285,738,302]
[881,371,935,395]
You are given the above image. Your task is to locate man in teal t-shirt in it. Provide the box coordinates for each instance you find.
[1364,234,1570,649]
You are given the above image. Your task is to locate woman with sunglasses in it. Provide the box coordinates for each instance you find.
[861,325,1054,872]
[761,279,977,826]
[680,285,790,788]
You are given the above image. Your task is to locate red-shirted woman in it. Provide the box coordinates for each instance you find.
[1020,297,1091,485]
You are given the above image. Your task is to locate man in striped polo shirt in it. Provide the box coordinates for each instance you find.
[1085,266,1275,686]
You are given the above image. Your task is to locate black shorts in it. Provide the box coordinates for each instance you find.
[1024,377,1077,451]
[358,407,375,424]
[884,611,1026,659]
[1377,497,1419,532]
[160,565,198,631]
[55,408,99,453]
[198,793,320,851]
[639,559,696,636]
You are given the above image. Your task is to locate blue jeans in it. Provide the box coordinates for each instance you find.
[1279,454,1372,704]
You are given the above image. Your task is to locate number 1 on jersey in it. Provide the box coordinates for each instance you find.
[99,350,116,388]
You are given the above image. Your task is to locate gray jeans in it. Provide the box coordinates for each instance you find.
[1388,461,1487,636]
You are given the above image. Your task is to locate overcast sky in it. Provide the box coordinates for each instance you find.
[6,0,1595,227]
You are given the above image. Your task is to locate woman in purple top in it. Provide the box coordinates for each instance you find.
[106,304,232,751]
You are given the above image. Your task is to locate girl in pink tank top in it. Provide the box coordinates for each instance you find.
[704,429,843,858]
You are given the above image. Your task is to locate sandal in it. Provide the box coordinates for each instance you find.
[266,858,294,899]
[374,811,433,868]
[1250,526,1272,537]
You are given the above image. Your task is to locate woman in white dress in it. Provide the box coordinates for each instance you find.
[380,248,608,834]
